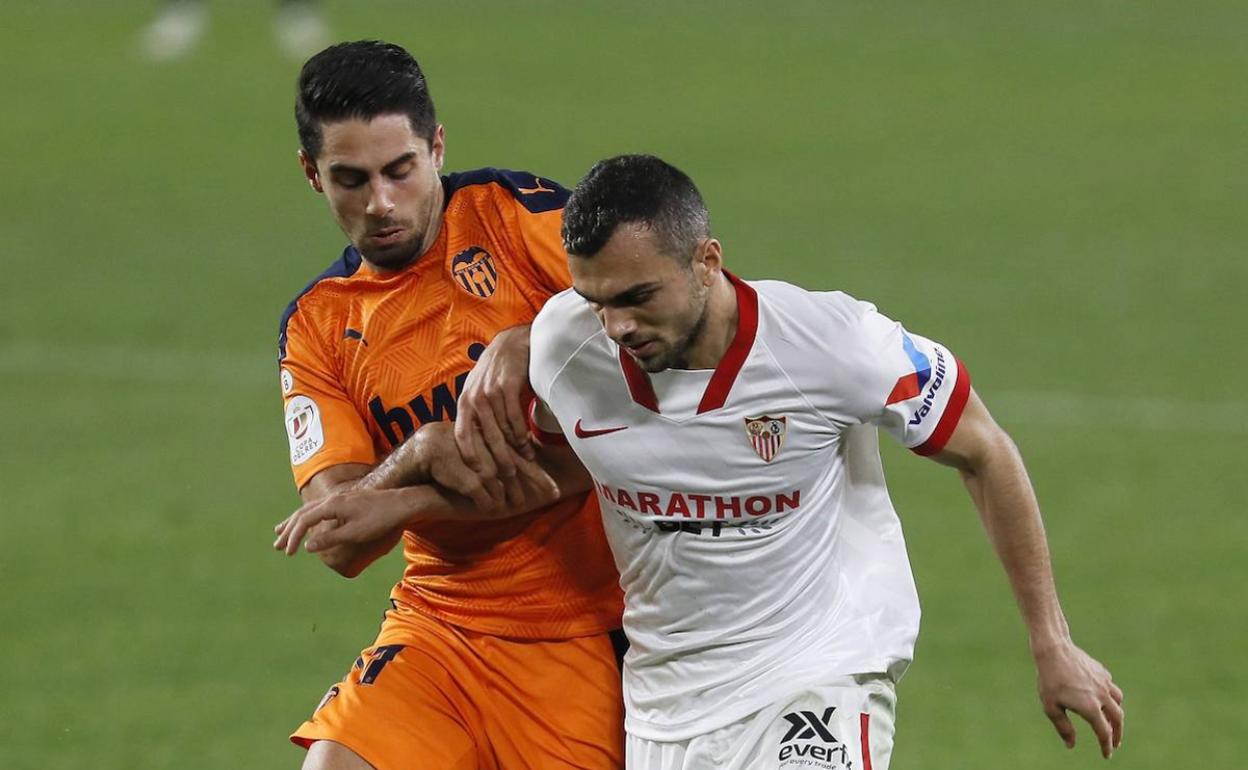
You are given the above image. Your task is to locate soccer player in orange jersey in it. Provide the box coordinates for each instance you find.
[271,41,624,770]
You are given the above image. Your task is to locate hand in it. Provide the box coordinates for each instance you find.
[414,422,508,509]
[273,488,415,555]
[384,421,558,513]
[455,325,537,481]
[1034,640,1125,758]
[456,422,560,511]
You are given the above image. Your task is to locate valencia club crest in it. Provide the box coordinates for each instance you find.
[452,246,498,298]
[744,415,786,463]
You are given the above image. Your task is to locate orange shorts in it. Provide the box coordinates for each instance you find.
[291,599,625,769]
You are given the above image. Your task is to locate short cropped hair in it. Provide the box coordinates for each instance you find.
[562,155,710,261]
[295,40,437,160]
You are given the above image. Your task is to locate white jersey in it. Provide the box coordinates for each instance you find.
[529,274,970,741]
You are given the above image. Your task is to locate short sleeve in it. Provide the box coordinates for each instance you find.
[846,304,972,455]
[278,310,378,489]
[526,397,568,446]
[507,177,574,296]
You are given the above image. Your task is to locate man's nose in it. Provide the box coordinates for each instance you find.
[366,180,395,218]
[602,307,638,341]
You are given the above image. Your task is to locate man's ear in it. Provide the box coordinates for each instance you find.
[298,149,323,193]
[430,124,446,171]
[695,238,723,286]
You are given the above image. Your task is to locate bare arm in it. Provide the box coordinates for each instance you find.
[274,441,591,561]
[455,324,537,475]
[930,388,1124,758]
[277,403,564,577]
[284,462,394,578]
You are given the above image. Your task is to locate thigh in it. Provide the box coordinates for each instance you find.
[477,630,626,770]
[290,606,491,770]
[727,676,897,770]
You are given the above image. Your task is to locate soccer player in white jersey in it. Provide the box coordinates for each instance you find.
[279,154,1126,769]
[521,154,1124,769]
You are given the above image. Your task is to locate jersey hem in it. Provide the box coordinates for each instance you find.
[389,583,622,641]
[623,657,904,742]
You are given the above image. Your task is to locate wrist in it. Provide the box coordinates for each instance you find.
[1028,622,1073,658]
[394,485,437,527]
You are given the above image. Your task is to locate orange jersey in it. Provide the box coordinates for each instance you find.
[278,168,622,639]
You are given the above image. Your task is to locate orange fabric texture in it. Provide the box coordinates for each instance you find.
[278,169,622,639]
[291,599,625,769]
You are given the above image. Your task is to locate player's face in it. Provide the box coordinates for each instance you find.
[299,114,446,271]
[572,224,718,373]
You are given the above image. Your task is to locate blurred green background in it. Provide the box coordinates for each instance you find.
[1,1,1244,767]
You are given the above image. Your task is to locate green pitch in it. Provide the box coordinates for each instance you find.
[1,1,1244,767]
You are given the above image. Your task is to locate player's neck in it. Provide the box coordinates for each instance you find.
[682,273,739,370]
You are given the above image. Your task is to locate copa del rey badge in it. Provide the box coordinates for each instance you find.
[744,415,786,463]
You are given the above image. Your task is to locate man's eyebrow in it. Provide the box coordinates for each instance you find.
[327,152,418,175]
[573,281,662,305]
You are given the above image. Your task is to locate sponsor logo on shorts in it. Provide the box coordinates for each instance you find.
[285,395,324,465]
[778,707,854,769]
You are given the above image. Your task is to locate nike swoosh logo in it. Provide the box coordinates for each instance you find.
[574,419,629,439]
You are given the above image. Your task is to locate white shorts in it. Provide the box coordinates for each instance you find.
[626,675,896,770]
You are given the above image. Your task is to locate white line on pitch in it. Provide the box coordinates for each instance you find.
[2,340,1243,433]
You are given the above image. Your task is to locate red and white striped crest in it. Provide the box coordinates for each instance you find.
[744,415,786,463]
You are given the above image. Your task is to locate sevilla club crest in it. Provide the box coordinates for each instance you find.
[744,415,786,463]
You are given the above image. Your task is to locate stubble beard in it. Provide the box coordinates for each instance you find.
[358,228,426,271]
[643,297,710,373]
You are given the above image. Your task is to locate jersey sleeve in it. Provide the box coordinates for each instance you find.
[826,296,972,455]
[526,397,568,446]
[504,175,574,297]
[278,309,378,489]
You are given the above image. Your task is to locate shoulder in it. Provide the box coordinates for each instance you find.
[442,167,570,214]
[752,278,875,347]
[752,278,901,395]
[530,289,603,388]
[277,245,365,361]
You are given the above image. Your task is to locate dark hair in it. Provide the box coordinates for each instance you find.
[562,154,710,261]
[295,40,437,160]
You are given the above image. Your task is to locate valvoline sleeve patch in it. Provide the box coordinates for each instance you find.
[879,332,970,453]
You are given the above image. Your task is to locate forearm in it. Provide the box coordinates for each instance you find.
[358,434,427,490]
[398,444,593,524]
[960,434,1070,650]
[282,430,594,576]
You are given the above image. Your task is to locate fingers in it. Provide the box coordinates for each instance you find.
[275,501,337,556]
[454,411,481,472]
[1044,703,1077,750]
[428,440,503,511]
[1059,695,1114,759]
[306,519,360,553]
[476,404,517,479]
[1108,680,1124,705]
[1085,703,1115,758]
[500,472,529,511]
[499,386,535,460]
[1104,697,1125,753]
[469,429,500,481]
[514,452,559,501]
